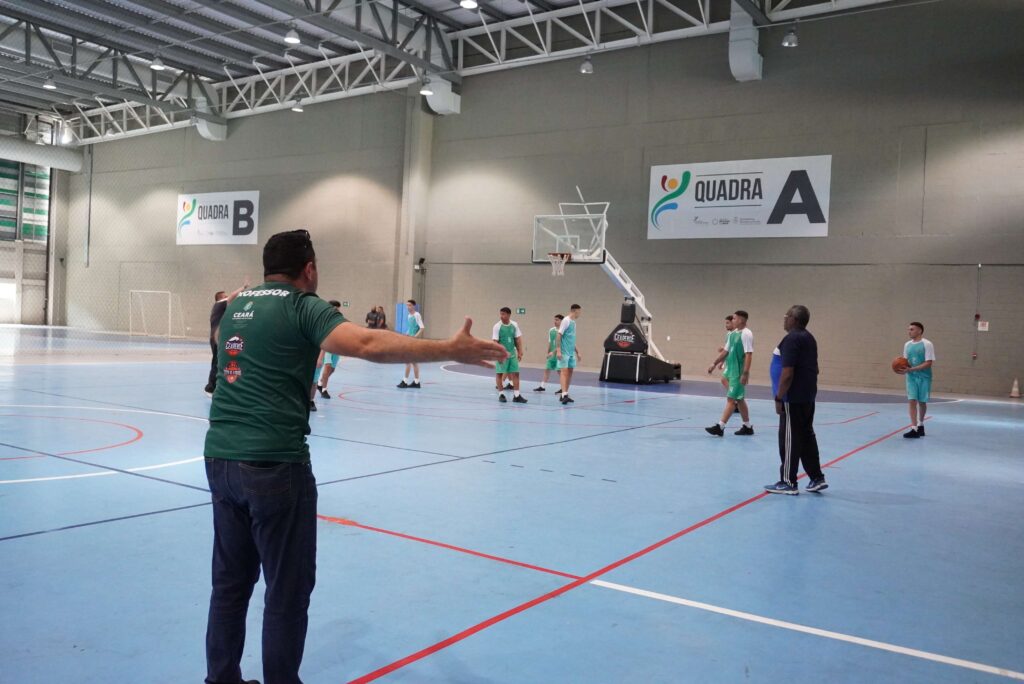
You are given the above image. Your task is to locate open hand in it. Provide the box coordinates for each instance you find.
[448,317,508,368]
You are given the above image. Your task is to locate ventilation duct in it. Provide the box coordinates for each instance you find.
[0,135,83,173]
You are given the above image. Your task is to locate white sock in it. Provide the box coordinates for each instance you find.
[718,421,726,428]
[403,376,410,383]
[514,391,520,397]
[743,422,752,428]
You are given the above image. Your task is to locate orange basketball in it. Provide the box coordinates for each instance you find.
[892,357,910,373]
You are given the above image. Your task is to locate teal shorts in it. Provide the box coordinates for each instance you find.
[556,353,577,370]
[725,375,746,401]
[545,355,558,371]
[906,373,931,403]
[495,356,520,374]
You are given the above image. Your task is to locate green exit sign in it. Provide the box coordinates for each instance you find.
[342,301,350,307]
[516,307,526,315]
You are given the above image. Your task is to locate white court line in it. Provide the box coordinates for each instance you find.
[0,457,203,484]
[591,580,1024,681]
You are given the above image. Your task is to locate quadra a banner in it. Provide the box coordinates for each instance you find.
[176,191,259,245]
[647,155,831,239]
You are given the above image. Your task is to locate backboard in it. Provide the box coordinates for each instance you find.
[532,201,608,264]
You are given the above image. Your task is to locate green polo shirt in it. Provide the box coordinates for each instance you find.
[204,282,346,463]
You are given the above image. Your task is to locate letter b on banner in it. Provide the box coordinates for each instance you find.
[233,200,255,235]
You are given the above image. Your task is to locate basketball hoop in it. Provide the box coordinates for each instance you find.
[548,252,572,276]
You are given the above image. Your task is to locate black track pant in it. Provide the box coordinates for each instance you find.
[778,401,824,485]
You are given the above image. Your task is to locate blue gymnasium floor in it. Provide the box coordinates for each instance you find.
[1,334,1023,683]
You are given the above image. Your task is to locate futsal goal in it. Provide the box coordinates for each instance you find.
[128,290,186,338]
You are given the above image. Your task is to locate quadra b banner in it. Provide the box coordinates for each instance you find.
[176,191,259,245]
[647,155,831,239]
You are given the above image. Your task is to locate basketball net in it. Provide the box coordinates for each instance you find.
[548,252,571,276]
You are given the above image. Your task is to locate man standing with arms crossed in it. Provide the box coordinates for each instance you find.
[203,230,506,684]
[897,321,935,438]
[764,305,827,495]
[706,310,754,436]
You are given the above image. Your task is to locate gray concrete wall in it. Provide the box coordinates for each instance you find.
[55,0,1024,395]
[423,0,1024,396]
[61,93,408,336]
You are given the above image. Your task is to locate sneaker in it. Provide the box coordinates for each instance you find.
[319,388,331,399]
[397,381,409,388]
[204,389,213,398]
[735,425,754,436]
[564,395,574,403]
[504,382,514,390]
[806,478,829,493]
[410,381,421,389]
[764,481,798,495]
[903,428,920,439]
[498,394,507,403]
[705,424,725,437]
[533,386,546,392]
[734,406,741,413]
[917,425,925,437]
[309,401,317,412]
[512,395,528,403]
[555,389,563,395]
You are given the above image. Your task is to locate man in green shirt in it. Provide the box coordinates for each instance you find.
[492,307,527,403]
[534,313,564,393]
[203,230,507,684]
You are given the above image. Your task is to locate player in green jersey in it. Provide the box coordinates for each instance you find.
[493,307,527,403]
[534,313,564,393]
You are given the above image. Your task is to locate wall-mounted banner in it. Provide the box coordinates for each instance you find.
[176,191,259,245]
[647,155,831,239]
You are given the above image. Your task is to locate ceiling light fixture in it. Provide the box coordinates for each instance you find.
[291,101,304,113]
[150,55,166,71]
[60,125,73,145]
[579,55,594,74]
[43,77,57,90]
[782,25,798,48]
[459,0,478,9]
[419,79,434,96]
[284,27,301,45]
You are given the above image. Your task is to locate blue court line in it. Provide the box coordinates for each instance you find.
[0,502,212,542]
[315,416,684,486]
[309,433,460,459]
[0,440,209,494]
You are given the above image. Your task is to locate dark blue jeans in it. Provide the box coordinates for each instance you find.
[204,458,317,684]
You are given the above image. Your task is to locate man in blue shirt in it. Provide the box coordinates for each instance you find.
[765,305,827,495]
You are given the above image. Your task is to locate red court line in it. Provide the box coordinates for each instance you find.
[0,414,144,460]
[318,515,580,580]
[348,420,918,683]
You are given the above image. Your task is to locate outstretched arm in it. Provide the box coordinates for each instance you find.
[321,317,507,367]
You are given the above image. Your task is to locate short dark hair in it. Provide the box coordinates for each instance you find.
[734,310,748,320]
[263,230,314,279]
[407,299,416,306]
[910,321,924,332]
[328,300,341,307]
[500,307,512,315]
[214,291,226,301]
[570,304,581,311]
[725,314,733,320]
[791,305,810,327]
[554,314,564,320]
